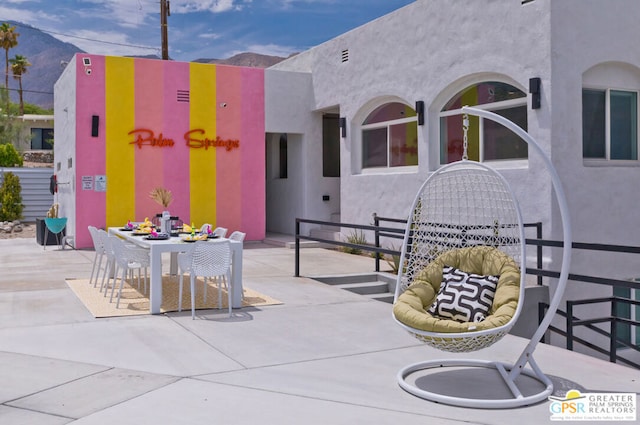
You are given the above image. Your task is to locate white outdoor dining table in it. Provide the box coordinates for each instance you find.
[108,227,243,314]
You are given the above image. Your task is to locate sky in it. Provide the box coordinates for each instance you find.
[1,0,416,62]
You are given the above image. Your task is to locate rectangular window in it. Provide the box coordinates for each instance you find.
[582,89,606,158]
[440,106,527,164]
[322,115,340,177]
[362,127,388,168]
[30,128,54,150]
[483,107,528,161]
[362,123,418,169]
[614,286,640,347]
[389,122,418,167]
[583,88,638,160]
[611,90,637,160]
[279,134,288,179]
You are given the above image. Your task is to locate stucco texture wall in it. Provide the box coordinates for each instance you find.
[272,0,554,239]
[69,55,265,248]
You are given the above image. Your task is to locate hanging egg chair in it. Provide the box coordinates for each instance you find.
[392,106,572,408]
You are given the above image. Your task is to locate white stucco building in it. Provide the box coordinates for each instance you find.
[263,0,640,351]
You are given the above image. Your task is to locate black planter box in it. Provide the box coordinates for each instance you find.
[36,217,66,246]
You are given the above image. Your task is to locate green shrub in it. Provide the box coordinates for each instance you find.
[0,143,23,167]
[0,172,24,221]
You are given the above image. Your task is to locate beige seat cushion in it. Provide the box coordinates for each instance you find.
[393,246,520,333]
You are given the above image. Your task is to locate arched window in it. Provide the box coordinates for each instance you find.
[361,102,418,169]
[439,81,528,164]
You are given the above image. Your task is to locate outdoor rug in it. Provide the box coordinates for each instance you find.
[66,276,282,318]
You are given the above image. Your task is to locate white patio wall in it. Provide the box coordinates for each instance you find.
[52,56,77,239]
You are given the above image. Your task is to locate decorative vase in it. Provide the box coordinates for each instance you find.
[160,210,171,234]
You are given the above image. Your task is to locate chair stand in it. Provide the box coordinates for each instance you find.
[43,218,68,251]
[62,235,75,250]
[397,356,553,409]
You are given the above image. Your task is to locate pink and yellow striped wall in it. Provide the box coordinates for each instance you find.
[74,55,265,248]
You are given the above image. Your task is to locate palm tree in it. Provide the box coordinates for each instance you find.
[0,23,19,91]
[9,55,30,115]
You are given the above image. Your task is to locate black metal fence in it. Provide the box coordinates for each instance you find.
[294,216,640,368]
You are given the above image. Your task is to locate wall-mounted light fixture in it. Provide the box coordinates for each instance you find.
[339,117,347,138]
[529,77,541,109]
[91,115,99,137]
[415,100,425,125]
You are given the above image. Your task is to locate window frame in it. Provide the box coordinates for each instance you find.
[613,286,640,348]
[30,127,54,150]
[582,86,640,164]
[360,103,419,173]
[439,97,528,165]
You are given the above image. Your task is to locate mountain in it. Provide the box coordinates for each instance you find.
[2,21,287,110]
[5,21,82,110]
[194,52,289,68]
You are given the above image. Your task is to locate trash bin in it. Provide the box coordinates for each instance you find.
[36,217,65,246]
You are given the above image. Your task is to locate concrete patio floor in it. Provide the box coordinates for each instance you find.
[0,237,638,424]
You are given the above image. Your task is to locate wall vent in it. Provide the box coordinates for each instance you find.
[177,89,190,102]
[341,49,349,63]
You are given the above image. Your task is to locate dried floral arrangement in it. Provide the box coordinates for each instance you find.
[149,187,173,208]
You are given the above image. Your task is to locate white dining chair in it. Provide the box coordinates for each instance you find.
[187,239,232,319]
[212,227,228,238]
[98,231,115,293]
[182,229,239,297]
[177,244,196,312]
[87,226,106,287]
[228,231,246,242]
[109,236,151,308]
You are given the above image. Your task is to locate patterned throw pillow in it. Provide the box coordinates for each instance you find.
[427,266,499,323]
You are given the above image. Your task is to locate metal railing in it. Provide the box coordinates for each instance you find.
[528,238,640,369]
[294,217,403,277]
[294,215,640,368]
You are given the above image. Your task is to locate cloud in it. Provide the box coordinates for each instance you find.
[0,6,56,24]
[54,29,159,57]
[198,33,222,40]
[70,0,154,30]
[170,0,245,14]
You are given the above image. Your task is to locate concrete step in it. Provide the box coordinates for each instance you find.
[334,280,390,295]
[363,293,395,304]
[311,272,396,303]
